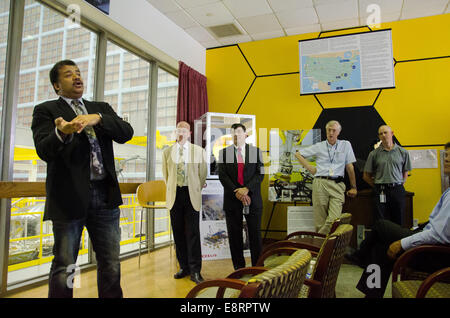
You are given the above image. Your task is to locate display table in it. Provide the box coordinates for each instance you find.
[343,188,414,249]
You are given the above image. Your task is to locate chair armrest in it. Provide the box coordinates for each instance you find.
[213,267,268,298]
[392,245,450,282]
[255,247,299,266]
[304,278,321,287]
[416,267,450,298]
[186,278,246,298]
[282,240,321,253]
[260,240,321,260]
[285,231,326,240]
[303,278,322,298]
[226,267,268,279]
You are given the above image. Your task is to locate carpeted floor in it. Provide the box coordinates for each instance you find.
[336,263,392,298]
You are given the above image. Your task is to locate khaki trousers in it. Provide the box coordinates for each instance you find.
[312,178,346,234]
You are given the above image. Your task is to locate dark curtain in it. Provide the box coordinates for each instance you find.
[176,61,209,128]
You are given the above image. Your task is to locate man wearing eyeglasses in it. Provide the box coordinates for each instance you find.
[295,120,358,234]
[162,121,207,284]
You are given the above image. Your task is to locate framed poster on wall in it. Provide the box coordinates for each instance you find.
[268,129,321,203]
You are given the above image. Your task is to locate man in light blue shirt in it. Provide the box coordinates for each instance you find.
[349,142,450,297]
[295,120,358,234]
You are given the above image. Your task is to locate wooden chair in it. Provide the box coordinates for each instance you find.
[186,248,312,298]
[261,213,352,256]
[257,224,353,298]
[392,245,450,298]
[135,180,167,268]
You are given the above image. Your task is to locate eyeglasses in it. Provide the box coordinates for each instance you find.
[176,128,190,134]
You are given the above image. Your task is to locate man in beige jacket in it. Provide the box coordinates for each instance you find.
[162,121,207,284]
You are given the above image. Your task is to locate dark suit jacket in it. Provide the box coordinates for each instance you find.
[31,97,134,221]
[218,144,264,212]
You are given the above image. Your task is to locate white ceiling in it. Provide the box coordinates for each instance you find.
[146,0,450,48]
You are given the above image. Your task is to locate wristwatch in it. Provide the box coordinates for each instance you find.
[97,112,103,124]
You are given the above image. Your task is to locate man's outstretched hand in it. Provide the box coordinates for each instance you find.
[55,114,101,135]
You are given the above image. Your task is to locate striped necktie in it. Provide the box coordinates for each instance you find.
[177,146,185,186]
[71,100,105,180]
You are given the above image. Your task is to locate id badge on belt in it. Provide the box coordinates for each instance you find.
[379,185,386,203]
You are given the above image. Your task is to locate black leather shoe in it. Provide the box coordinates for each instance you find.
[174,269,190,279]
[190,273,204,284]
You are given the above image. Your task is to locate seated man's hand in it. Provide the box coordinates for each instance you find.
[346,188,357,198]
[387,240,403,259]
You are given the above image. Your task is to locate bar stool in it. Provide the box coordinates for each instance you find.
[136,180,168,268]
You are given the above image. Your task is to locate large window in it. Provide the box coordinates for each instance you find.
[8,1,96,285]
[105,41,149,254]
[154,68,178,245]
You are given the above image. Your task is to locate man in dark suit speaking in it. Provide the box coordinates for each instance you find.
[31,60,133,298]
[218,123,265,269]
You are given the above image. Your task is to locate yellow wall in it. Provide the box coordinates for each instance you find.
[206,14,450,238]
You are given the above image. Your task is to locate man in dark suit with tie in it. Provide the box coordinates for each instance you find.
[218,123,265,269]
[31,60,133,298]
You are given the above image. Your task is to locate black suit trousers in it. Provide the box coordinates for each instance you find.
[170,186,202,273]
[225,207,262,270]
[373,184,406,226]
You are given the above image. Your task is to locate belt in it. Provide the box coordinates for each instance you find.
[315,176,344,183]
[377,183,403,188]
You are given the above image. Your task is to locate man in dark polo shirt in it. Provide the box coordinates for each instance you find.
[363,125,412,225]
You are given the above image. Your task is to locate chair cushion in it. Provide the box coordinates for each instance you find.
[196,287,240,298]
[248,249,311,298]
[392,280,450,298]
[194,249,311,298]
[263,254,291,269]
[195,274,254,298]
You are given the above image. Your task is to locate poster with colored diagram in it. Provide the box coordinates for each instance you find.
[269,129,321,202]
[200,180,250,260]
